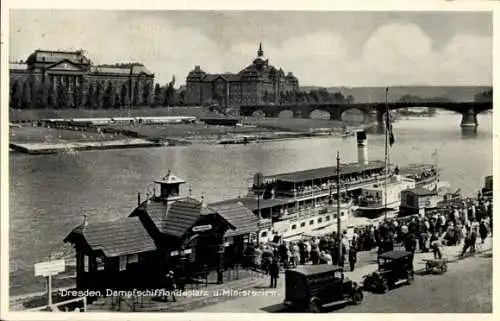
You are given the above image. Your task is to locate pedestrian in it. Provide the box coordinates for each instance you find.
[479,219,488,244]
[164,271,177,302]
[430,232,443,260]
[348,241,357,272]
[460,228,472,257]
[269,258,279,288]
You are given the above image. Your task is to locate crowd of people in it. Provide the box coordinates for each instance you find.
[242,192,492,287]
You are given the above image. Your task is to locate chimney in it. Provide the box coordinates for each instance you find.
[356,130,368,165]
[201,195,207,208]
[82,214,88,227]
[137,192,141,206]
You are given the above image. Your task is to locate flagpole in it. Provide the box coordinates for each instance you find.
[384,87,389,221]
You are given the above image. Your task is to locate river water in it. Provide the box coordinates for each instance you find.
[9,112,492,295]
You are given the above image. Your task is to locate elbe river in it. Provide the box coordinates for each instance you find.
[9,112,492,295]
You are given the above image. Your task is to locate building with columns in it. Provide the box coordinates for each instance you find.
[185,43,299,107]
[9,49,155,108]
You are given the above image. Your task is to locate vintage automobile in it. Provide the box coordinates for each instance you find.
[283,265,363,312]
[362,250,414,293]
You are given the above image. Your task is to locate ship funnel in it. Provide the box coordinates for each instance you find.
[356,130,368,165]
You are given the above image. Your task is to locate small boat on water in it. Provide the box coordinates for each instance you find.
[342,131,355,138]
[219,136,257,145]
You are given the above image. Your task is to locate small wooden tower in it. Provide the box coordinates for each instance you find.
[153,170,186,203]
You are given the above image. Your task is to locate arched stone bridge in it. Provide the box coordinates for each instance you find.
[239,101,493,128]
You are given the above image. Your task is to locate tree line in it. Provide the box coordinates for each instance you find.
[264,88,354,105]
[9,79,182,109]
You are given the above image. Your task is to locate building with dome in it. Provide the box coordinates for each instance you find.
[184,43,299,107]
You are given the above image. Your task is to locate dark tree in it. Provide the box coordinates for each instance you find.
[113,87,121,109]
[94,81,105,109]
[102,82,115,109]
[153,83,162,106]
[318,88,330,103]
[178,90,185,106]
[86,83,95,108]
[309,90,320,103]
[10,80,22,109]
[143,83,152,106]
[49,83,58,108]
[121,83,130,107]
[164,83,176,106]
[73,83,83,109]
[35,81,50,109]
[21,81,34,109]
[55,81,67,109]
[132,81,140,106]
[332,92,345,103]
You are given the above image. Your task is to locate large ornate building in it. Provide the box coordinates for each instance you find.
[185,43,299,107]
[9,49,155,108]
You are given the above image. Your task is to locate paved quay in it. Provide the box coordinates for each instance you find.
[193,237,492,313]
[9,138,163,155]
[84,237,491,312]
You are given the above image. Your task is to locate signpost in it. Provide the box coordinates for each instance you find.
[34,256,66,306]
[192,224,212,232]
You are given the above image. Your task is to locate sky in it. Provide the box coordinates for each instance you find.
[9,10,493,87]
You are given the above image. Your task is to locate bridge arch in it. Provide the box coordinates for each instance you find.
[252,110,266,118]
[309,109,331,120]
[341,108,368,124]
[278,110,294,119]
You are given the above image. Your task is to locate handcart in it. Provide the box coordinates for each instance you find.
[422,258,448,274]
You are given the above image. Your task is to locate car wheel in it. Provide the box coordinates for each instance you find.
[441,263,448,273]
[352,290,363,305]
[407,271,414,285]
[307,300,321,313]
[380,278,389,293]
[425,262,432,273]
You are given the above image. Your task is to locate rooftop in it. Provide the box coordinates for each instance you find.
[210,201,258,237]
[10,63,28,71]
[154,173,186,185]
[288,264,343,276]
[64,216,157,257]
[379,250,412,260]
[405,186,437,196]
[91,65,153,76]
[263,161,386,183]
[132,197,234,238]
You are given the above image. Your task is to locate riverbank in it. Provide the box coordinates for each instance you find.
[10,117,366,154]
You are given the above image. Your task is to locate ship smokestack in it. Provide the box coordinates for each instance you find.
[356,130,368,165]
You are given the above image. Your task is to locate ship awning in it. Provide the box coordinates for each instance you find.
[264,161,386,184]
[211,197,292,211]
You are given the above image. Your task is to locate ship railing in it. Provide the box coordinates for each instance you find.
[273,176,388,199]
[359,199,382,207]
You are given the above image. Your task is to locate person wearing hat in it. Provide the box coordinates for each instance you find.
[269,258,280,288]
[164,271,177,302]
[348,240,358,272]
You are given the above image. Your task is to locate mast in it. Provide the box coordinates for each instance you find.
[384,87,389,220]
[336,151,342,263]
